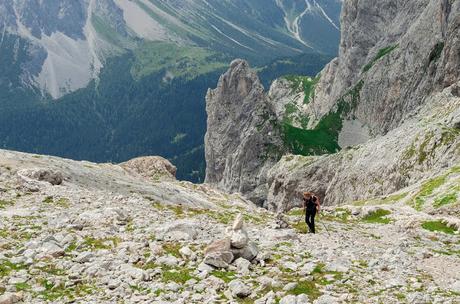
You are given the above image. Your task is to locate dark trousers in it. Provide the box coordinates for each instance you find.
[305,209,316,233]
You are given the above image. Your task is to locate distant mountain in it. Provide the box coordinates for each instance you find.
[0,0,341,98]
[0,0,341,181]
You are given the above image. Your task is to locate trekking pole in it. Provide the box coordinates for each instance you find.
[319,214,331,237]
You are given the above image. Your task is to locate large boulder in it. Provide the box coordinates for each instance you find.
[203,251,234,269]
[232,241,258,261]
[156,220,199,241]
[121,156,177,181]
[17,168,64,185]
[204,238,231,255]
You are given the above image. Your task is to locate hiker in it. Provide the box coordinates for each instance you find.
[303,192,320,233]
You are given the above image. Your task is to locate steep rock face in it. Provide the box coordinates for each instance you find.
[266,86,460,211]
[265,0,460,209]
[205,60,284,205]
[206,0,460,209]
[311,0,460,135]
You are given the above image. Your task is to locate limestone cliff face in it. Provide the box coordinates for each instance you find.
[264,0,460,210]
[267,87,460,211]
[205,0,460,209]
[312,0,460,135]
[204,60,284,205]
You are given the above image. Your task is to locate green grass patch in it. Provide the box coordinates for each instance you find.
[161,266,195,284]
[43,196,70,208]
[65,242,78,253]
[0,260,27,277]
[320,208,352,223]
[292,220,309,234]
[283,262,342,301]
[362,209,391,224]
[162,243,181,258]
[432,249,460,257]
[130,284,151,293]
[354,193,407,206]
[412,175,448,210]
[36,263,66,276]
[14,282,31,291]
[363,45,398,72]
[282,120,341,155]
[433,193,458,208]
[281,80,363,156]
[289,280,322,299]
[283,75,320,104]
[422,220,457,235]
[287,208,304,216]
[131,41,227,81]
[82,236,120,251]
[37,279,96,301]
[211,270,236,283]
[0,199,14,209]
[91,15,129,48]
[42,196,54,204]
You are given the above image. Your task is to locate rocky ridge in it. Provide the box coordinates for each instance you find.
[0,149,460,303]
[205,60,285,205]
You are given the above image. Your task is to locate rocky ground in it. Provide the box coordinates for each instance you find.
[0,150,459,304]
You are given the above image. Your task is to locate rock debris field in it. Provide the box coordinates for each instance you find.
[0,150,459,304]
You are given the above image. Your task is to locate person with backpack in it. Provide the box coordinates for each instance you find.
[303,192,320,233]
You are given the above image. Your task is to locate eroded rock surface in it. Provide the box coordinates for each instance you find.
[204,59,284,205]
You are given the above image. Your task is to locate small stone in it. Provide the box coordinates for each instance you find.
[197,262,215,273]
[0,293,22,304]
[228,280,252,298]
[18,168,64,185]
[283,282,297,291]
[282,261,298,272]
[120,264,145,281]
[232,242,259,262]
[279,295,297,304]
[232,213,244,230]
[75,252,94,263]
[22,249,36,259]
[230,229,249,249]
[179,246,194,259]
[39,241,65,258]
[157,255,179,267]
[314,294,339,304]
[297,294,309,303]
[451,280,460,293]
[234,257,251,275]
[203,251,234,268]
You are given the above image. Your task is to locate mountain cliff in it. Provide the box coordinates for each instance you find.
[204,60,285,205]
[204,0,460,210]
